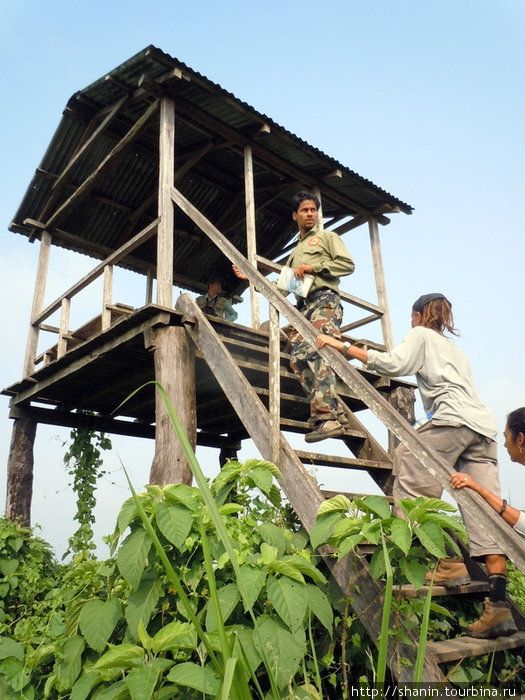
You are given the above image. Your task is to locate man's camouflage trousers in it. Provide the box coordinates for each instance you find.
[289,291,343,424]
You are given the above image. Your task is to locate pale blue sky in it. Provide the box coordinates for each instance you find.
[1,0,524,555]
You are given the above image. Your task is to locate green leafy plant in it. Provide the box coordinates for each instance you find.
[63,421,112,561]
[311,493,468,682]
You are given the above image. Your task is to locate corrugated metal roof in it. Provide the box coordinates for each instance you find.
[9,45,413,294]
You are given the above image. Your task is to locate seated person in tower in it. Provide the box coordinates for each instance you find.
[196,276,238,322]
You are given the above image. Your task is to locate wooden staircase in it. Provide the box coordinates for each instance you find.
[176,292,525,685]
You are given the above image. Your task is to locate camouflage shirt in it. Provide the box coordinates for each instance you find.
[287,224,355,295]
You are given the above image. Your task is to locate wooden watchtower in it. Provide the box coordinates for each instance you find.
[4,46,525,683]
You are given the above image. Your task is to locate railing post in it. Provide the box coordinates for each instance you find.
[102,264,113,330]
[368,216,394,350]
[57,297,71,359]
[23,230,52,376]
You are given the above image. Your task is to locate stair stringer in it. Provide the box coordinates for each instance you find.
[172,184,525,575]
[176,293,446,683]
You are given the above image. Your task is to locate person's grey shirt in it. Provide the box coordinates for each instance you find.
[366,326,497,440]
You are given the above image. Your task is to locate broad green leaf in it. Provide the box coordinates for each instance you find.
[328,517,362,543]
[253,615,306,690]
[337,533,366,557]
[443,529,464,554]
[409,498,457,523]
[359,495,392,519]
[152,621,197,654]
[0,559,18,576]
[155,502,193,548]
[413,520,446,558]
[163,483,200,509]
[125,578,161,640]
[257,522,288,557]
[399,558,428,588]
[92,644,144,671]
[137,620,152,652]
[369,546,386,580]
[306,584,333,633]
[390,518,411,555]
[231,625,262,675]
[55,636,85,691]
[117,498,140,535]
[91,679,128,699]
[126,663,164,700]
[295,683,321,700]
[116,529,152,589]
[0,656,31,692]
[259,543,278,565]
[267,483,283,508]
[282,555,327,584]
[243,458,282,479]
[267,576,307,631]
[218,503,243,515]
[70,672,101,700]
[268,560,305,582]
[317,495,351,516]
[7,536,23,553]
[0,637,24,661]
[418,511,466,535]
[167,661,220,695]
[237,564,267,611]
[205,582,240,632]
[248,467,273,495]
[79,598,121,653]
[211,463,242,493]
[309,511,342,550]
[362,521,381,545]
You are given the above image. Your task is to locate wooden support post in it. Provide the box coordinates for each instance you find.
[244,145,260,328]
[57,297,71,359]
[146,269,154,304]
[5,417,37,527]
[148,326,196,485]
[368,216,394,350]
[157,97,175,308]
[102,265,113,330]
[24,230,52,377]
[312,185,323,222]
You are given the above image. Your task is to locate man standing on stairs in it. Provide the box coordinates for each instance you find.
[317,293,518,639]
[235,190,355,443]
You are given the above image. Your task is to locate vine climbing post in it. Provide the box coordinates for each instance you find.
[63,422,112,560]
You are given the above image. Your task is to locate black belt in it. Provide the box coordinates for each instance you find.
[296,287,336,310]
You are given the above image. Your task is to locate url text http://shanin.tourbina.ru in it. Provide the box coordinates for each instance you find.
[349,685,518,698]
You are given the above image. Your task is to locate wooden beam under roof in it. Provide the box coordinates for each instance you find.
[44,101,159,232]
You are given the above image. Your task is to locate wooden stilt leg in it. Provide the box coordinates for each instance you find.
[5,417,37,527]
[148,326,196,485]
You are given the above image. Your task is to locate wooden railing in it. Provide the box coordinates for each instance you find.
[24,218,159,375]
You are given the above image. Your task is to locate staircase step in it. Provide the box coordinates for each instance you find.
[295,450,391,471]
[281,417,367,439]
[321,490,394,503]
[395,581,490,598]
[427,631,525,663]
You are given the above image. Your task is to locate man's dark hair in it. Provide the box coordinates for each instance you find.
[292,190,320,212]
